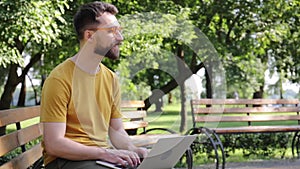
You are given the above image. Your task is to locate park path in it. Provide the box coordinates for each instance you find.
[191,158,300,169]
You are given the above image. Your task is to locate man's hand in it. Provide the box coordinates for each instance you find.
[133,147,148,159]
[102,149,141,167]
[108,118,148,167]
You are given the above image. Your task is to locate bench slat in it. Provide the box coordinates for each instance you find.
[121,100,145,108]
[192,99,300,105]
[17,123,43,146]
[213,125,300,134]
[0,123,43,156]
[195,115,300,122]
[0,143,43,169]
[0,132,18,157]
[121,101,148,133]
[121,111,147,119]
[193,107,300,114]
[0,106,40,127]
[123,121,148,130]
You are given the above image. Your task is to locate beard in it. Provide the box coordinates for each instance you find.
[105,45,119,60]
[94,42,120,60]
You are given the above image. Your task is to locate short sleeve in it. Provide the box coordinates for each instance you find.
[111,75,122,119]
[40,76,70,123]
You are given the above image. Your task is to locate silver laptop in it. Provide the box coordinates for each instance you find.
[96,135,197,169]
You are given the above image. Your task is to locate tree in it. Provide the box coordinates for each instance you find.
[185,0,299,98]
[0,0,69,135]
[266,1,300,98]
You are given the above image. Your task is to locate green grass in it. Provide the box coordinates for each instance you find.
[6,117,40,133]
[144,103,194,133]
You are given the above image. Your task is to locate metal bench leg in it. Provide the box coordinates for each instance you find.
[178,147,193,169]
[186,127,225,169]
[186,148,193,169]
[292,131,300,158]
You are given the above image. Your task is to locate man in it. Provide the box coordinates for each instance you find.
[40,1,147,169]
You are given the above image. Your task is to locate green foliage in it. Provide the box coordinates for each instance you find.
[115,0,299,99]
[0,0,299,107]
[0,0,71,109]
[188,133,293,165]
[186,0,299,98]
[197,133,291,162]
[117,11,197,99]
[0,0,69,67]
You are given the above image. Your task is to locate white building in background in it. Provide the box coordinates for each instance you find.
[264,70,299,99]
[185,70,205,100]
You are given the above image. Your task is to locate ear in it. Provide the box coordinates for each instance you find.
[83,30,95,41]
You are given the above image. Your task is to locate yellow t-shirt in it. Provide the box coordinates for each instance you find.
[40,59,122,165]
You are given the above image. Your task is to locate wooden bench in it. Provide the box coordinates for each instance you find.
[189,98,300,169]
[0,106,43,169]
[121,100,149,135]
[120,100,181,145]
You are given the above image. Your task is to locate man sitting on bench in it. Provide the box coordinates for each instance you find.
[40,2,147,169]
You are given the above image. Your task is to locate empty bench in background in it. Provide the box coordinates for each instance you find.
[0,106,43,169]
[188,98,300,169]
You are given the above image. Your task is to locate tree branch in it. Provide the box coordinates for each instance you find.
[17,53,41,83]
[144,62,204,110]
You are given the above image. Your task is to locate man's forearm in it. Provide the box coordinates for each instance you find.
[44,136,106,161]
[109,127,137,151]
[43,122,107,161]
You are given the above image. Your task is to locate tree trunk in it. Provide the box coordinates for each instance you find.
[177,44,187,132]
[144,62,204,110]
[252,85,264,107]
[252,85,264,99]
[0,64,20,135]
[154,97,163,112]
[205,66,213,98]
[17,77,26,107]
[168,93,173,104]
[27,74,40,105]
[179,84,187,132]
[279,70,284,99]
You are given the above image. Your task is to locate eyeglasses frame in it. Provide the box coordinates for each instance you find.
[89,26,123,36]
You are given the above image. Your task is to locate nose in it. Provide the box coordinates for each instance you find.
[114,31,124,41]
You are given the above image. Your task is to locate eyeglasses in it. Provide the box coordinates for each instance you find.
[91,26,123,36]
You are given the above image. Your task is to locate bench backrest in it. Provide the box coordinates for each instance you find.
[120,100,148,134]
[0,106,43,169]
[191,99,300,129]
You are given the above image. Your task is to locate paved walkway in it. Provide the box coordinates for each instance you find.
[192,159,300,169]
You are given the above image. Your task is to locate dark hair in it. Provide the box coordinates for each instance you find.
[73,1,118,40]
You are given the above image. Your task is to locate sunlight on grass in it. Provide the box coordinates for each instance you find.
[6,117,40,133]
[146,103,194,133]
